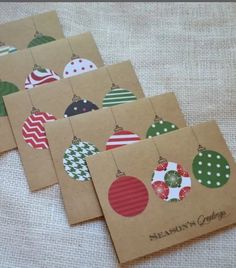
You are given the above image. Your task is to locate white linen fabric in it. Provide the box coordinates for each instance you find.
[0,3,235,267]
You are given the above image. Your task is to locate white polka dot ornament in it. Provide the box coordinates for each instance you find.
[151,158,191,202]
[192,146,230,188]
[63,55,97,78]
[146,115,178,138]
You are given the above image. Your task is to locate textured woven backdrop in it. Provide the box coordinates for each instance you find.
[0,3,235,268]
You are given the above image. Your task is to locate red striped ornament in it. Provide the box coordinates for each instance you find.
[106,126,141,150]
[22,110,56,149]
[25,65,60,89]
[108,175,149,217]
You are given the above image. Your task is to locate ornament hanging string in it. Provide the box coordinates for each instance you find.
[110,150,125,177]
[148,98,162,122]
[27,90,39,114]
[110,107,122,131]
[31,15,39,34]
[152,139,167,164]
[68,78,80,102]
[67,39,79,59]
[191,127,205,152]
[106,67,118,89]
[68,117,80,144]
[29,48,40,70]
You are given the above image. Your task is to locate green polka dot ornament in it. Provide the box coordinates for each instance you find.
[146,115,178,138]
[192,145,230,188]
[27,31,56,48]
[0,80,19,116]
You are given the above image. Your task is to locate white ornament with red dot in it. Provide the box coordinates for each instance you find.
[63,58,97,78]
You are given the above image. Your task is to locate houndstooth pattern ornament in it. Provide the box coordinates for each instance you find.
[63,139,99,181]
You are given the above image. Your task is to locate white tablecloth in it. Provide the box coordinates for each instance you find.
[0,3,235,267]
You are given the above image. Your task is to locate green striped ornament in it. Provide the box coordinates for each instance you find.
[0,42,17,56]
[102,84,137,108]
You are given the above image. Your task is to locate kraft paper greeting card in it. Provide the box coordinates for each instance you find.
[4,60,143,191]
[0,32,104,153]
[45,93,186,225]
[87,121,236,263]
[0,11,64,55]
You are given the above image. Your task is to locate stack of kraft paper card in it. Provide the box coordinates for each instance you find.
[1,10,235,265]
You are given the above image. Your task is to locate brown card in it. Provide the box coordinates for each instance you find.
[45,93,186,225]
[4,60,143,191]
[0,11,64,54]
[86,121,236,264]
[0,32,104,153]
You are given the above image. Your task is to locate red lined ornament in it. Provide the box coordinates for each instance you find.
[22,108,56,149]
[106,125,141,150]
[25,64,60,89]
[108,171,149,217]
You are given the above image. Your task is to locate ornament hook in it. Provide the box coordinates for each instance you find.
[72,94,81,102]
[71,53,80,60]
[116,169,125,178]
[111,83,119,90]
[154,114,162,122]
[31,106,40,114]
[114,124,123,132]
[72,136,81,144]
[158,156,168,164]
[198,144,206,152]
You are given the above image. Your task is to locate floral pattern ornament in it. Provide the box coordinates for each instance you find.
[151,159,191,202]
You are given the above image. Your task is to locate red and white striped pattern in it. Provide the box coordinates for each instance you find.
[108,176,149,217]
[25,69,60,89]
[22,112,56,149]
[106,130,141,150]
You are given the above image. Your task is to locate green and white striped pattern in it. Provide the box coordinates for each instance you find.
[0,45,17,56]
[102,88,137,107]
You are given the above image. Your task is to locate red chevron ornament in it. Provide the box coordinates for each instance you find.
[22,111,56,149]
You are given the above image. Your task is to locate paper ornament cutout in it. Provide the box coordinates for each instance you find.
[25,64,60,89]
[0,42,17,56]
[102,84,137,108]
[64,95,98,118]
[192,146,230,188]
[22,108,56,149]
[106,125,141,150]
[63,136,99,181]
[63,56,97,78]
[146,115,178,138]
[27,31,56,48]
[151,159,191,202]
[0,80,19,116]
[108,171,149,217]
